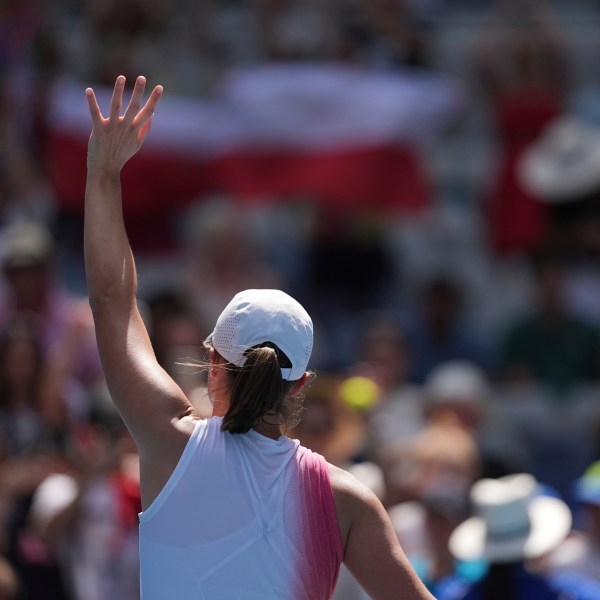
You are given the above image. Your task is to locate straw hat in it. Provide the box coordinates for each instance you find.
[449,474,571,564]
[519,116,600,203]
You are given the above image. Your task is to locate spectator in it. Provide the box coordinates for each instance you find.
[28,423,141,600]
[361,317,424,463]
[287,374,367,467]
[425,361,532,479]
[409,277,493,383]
[518,116,600,262]
[0,313,89,599]
[473,0,570,255]
[0,221,102,388]
[357,315,414,395]
[423,361,488,433]
[519,116,600,332]
[305,213,397,369]
[387,423,480,590]
[0,147,55,228]
[437,473,600,600]
[0,315,67,459]
[502,252,600,396]
[545,460,600,584]
[142,289,210,408]
[180,200,283,330]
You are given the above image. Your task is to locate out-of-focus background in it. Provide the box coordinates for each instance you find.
[2,0,600,598]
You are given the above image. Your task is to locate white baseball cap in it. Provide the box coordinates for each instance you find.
[205,289,313,381]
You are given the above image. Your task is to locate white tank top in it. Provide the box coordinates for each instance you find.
[139,417,343,599]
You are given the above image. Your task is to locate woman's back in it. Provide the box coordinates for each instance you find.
[139,417,343,599]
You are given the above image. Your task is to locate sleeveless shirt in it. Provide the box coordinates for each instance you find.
[139,417,344,599]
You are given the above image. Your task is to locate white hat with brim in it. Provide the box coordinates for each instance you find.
[205,289,313,381]
[519,116,600,203]
[449,474,571,564]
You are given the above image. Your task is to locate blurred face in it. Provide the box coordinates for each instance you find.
[428,401,481,431]
[406,453,472,499]
[363,330,410,388]
[393,425,479,503]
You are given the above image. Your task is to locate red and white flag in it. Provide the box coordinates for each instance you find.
[47,64,464,220]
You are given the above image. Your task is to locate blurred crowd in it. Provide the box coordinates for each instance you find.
[3,0,600,598]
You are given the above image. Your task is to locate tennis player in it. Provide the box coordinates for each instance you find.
[84,74,435,600]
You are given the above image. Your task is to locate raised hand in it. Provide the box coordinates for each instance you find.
[85,75,163,173]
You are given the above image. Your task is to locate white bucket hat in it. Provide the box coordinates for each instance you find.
[449,474,571,564]
[205,289,313,381]
[518,116,600,203]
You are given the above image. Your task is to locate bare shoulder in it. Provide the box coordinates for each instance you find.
[327,463,435,600]
[328,462,376,504]
[327,462,381,548]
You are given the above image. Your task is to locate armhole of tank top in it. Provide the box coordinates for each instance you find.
[139,418,209,523]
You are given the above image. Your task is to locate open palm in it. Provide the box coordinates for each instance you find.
[86,75,163,172]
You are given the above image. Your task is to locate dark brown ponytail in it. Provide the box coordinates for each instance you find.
[221,344,300,434]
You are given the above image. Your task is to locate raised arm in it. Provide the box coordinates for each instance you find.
[84,76,196,506]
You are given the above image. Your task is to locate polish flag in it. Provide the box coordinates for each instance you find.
[47,65,464,222]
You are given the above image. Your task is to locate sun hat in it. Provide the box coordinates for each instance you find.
[449,473,572,564]
[518,116,600,203]
[574,460,600,507]
[205,289,313,381]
